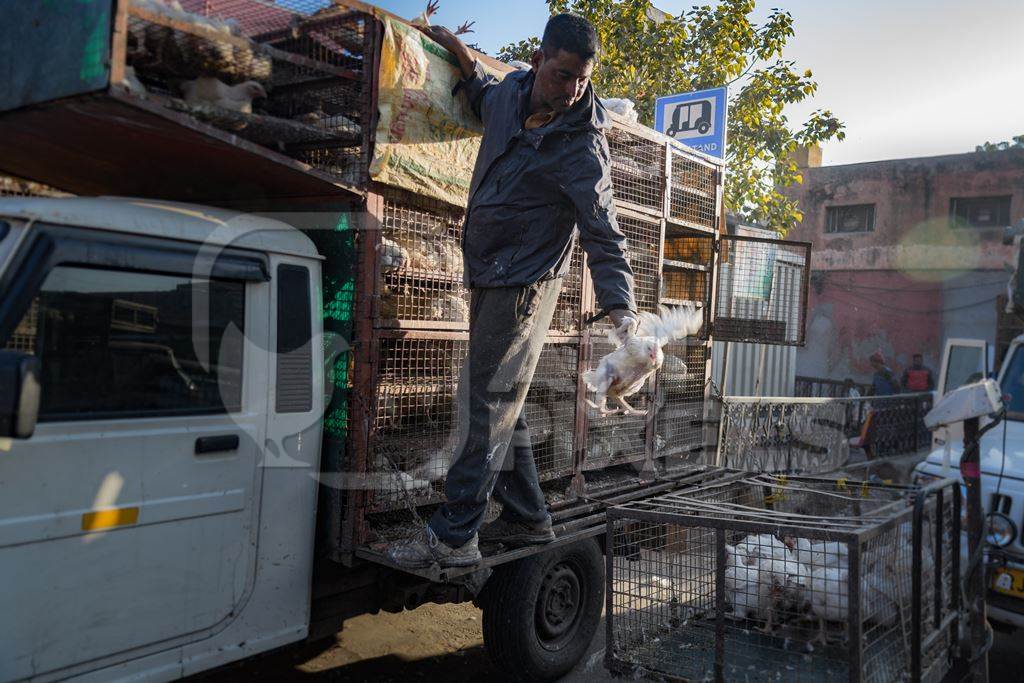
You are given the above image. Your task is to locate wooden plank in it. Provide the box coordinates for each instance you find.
[109,0,128,87]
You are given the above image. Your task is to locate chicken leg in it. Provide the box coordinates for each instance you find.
[814,615,829,646]
[585,397,621,416]
[758,603,778,636]
[614,395,645,416]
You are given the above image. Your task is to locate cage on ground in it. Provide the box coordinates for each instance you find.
[606,474,959,683]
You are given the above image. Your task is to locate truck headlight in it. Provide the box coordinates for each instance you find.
[986,512,1017,548]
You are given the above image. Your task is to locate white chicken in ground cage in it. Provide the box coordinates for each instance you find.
[788,537,849,568]
[583,305,703,416]
[723,536,810,632]
[719,531,912,643]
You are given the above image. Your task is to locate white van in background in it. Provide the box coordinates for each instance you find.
[914,337,1024,629]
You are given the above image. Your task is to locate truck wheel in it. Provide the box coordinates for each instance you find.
[479,538,604,681]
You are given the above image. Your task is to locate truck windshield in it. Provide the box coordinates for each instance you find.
[1000,346,1024,420]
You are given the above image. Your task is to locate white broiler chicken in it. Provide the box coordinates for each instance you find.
[863,569,900,627]
[180,76,267,114]
[429,293,470,323]
[725,558,771,621]
[379,237,408,272]
[787,537,849,569]
[808,566,849,644]
[736,533,793,564]
[583,304,702,416]
[759,555,812,633]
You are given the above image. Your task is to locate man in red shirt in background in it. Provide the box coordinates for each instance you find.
[901,353,935,393]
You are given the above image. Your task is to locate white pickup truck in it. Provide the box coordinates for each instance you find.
[2,196,717,682]
[914,337,1024,630]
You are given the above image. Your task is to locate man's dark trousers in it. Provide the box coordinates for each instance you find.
[428,278,563,548]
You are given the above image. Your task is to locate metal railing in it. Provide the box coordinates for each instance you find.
[795,374,871,398]
[717,393,933,473]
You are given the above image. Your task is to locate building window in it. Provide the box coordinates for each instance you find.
[825,204,875,233]
[950,196,1011,228]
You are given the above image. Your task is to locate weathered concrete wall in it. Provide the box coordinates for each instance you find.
[799,270,943,382]
[786,148,1024,270]
[786,148,1024,382]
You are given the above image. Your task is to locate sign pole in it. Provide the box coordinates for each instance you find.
[961,416,989,682]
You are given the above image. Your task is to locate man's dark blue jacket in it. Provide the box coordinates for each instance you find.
[454,62,636,313]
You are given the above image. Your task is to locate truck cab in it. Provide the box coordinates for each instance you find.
[914,336,1024,629]
[0,197,327,680]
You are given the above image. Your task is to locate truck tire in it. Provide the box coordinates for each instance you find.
[479,538,604,681]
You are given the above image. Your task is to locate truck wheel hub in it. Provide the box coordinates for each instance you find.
[537,563,581,642]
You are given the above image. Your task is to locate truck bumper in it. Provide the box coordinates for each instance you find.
[986,554,1024,629]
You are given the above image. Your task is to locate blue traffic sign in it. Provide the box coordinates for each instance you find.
[654,86,728,159]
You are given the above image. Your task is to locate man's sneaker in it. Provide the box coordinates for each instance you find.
[385,526,481,569]
[479,516,556,547]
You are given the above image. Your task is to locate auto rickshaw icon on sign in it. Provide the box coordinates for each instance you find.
[665,99,712,138]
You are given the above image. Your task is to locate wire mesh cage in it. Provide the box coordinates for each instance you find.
[374,189,584,333]
[377,189,468,327]
[525,341,580,480]
[551,243,586,336]
[616,209,663,315]
[582,319,651,472]
[362,334,468,513]
[655,341,710,468]
[668,145,718,230]
[123,0,369,186]
[606,475,959,683]
[662,227,715,338]
[607,127,666,214]
[360,334,580,516]
[714,235,811,346]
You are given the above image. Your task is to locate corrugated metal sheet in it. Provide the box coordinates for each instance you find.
[712,339,796,396]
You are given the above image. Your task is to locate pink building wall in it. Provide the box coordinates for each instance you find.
[783,148,1024,383]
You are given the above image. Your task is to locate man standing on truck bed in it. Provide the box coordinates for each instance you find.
[387,14,637,569]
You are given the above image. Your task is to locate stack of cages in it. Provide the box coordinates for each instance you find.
[580,119,723,491]
[0,0,374,200]
[658,142,719,473]
[346,181,588,553]
[606,475,960,683]
[714,234,812,347]
[120,0,373,188]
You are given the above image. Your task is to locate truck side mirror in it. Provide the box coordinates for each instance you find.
[0,351,41,439]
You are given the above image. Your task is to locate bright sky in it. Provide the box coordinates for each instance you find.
[373,0,1024,166]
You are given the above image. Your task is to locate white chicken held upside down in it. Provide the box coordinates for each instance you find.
[583,304,703,416]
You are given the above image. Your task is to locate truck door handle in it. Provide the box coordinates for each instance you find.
[195,434,240,455]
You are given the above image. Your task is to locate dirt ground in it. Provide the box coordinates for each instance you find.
[192,601,611,682]
[192,600,1022,682]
